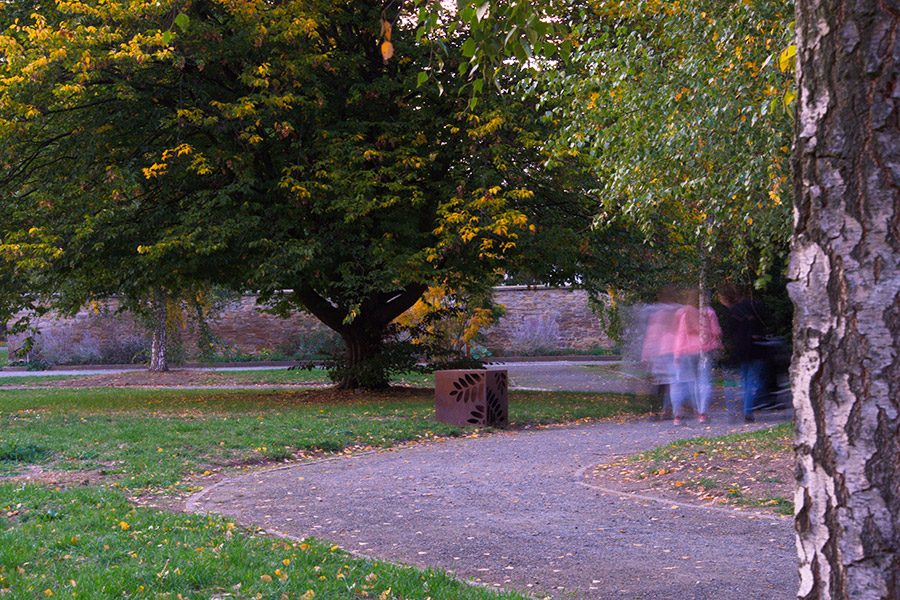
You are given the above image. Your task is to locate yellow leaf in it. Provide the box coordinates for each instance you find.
[778,44,796,72]
[380,41,394,62]
[783,88,796,108]
[142,162,168,179]
[118,521,130,531]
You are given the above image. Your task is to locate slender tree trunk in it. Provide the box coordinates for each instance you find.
[696,249,712,411]
[149,289,168,372]
[789,2,899,598]
[697,246,710,349]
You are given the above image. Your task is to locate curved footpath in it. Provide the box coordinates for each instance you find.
[188,413,797,599]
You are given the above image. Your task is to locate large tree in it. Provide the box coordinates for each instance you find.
[0,0,598,386]
[790,0,899,596]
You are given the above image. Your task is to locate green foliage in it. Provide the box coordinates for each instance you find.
[395,284,500,366]
[413,0,566,96]
[589,292,623,345]
[534,0,795,288]
[0,441,49,465]
[0,0,600,387]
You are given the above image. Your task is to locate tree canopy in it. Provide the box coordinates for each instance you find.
[532,0,796,293]
[0,0,605,385]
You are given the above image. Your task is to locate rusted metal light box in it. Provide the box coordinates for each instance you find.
[434,369,508,427]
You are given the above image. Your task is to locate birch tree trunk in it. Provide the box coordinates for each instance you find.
[789,1,899,598]
[149,289,168,373]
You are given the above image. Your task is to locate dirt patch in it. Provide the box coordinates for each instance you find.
[590,428,794,515]
[3,465,108,488]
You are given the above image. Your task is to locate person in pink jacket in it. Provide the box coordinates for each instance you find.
[669,288,723,424]
[640,286,681,419]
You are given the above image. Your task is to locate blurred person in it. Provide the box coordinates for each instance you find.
[717,284,768,422]
[695,290,724,420]
[640,286,680,420]
[670,288,722,424]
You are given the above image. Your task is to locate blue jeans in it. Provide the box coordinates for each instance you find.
[741,360,765,415]
[670,354,699,417]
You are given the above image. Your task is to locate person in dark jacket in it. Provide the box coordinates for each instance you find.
[717,285,768,422]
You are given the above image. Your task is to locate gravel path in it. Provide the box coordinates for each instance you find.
[501,362,647,394]
[188,413,797,599]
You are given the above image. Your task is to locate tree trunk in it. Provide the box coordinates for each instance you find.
[295,284,427,390]
[149,289,168,372]
[337,328,389,390]
[697,247,710,352]
[789,2,899,598]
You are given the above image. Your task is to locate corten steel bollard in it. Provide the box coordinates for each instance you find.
[434,369,508,427]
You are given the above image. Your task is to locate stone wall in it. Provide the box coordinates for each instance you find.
[199,296,336,354]
[6,297,336,363]
[484,286,610,355]
[6,287,612,363]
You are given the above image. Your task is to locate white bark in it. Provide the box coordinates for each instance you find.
[790,1,899,598]
[149,289,168,372]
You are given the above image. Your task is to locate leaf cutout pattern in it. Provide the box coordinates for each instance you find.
[485,388,506,427]
[448,372,482,404]
[468,404,486,424]
[492,371,508,391]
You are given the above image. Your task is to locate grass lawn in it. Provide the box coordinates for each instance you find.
[0,368,433,388]
[593,422,794,515]
[0,346,7,367]
[0,386,649,598]
[0,483,528,599]
[0,375,87,387]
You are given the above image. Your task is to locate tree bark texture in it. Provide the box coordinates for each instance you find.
[790,2,899,598]
[296,284,427,389]
[149,289,168,372]
[338,329,389,390]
